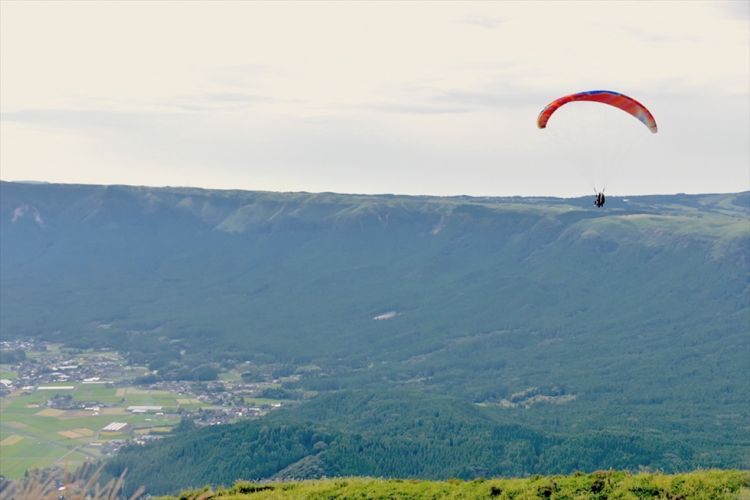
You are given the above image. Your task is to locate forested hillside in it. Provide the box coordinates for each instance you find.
[106,390,745,496]
[1,182,748,495]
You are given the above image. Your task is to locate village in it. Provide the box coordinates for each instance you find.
[0,339,301,469]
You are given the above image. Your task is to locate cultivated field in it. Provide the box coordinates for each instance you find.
[0,383,191,478]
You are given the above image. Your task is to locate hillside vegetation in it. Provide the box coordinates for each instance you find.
[2,182,748,495]
[168,470,750,499]
[104,390,750,496]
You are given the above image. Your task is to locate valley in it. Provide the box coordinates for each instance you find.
[1,182,747,495]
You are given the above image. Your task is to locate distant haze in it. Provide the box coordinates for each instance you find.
[1,1,748,197]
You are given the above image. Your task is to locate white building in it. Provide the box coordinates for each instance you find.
[127,405,163,413]
[102,422,129,432]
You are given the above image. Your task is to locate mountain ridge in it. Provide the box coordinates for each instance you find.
[1,181,748,494]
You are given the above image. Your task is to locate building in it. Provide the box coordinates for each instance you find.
[102,422,129,432]
[126,405,163,413]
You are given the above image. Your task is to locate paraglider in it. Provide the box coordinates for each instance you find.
[537,90,657,133]
[537,90,657,207]
[594,191,605,208]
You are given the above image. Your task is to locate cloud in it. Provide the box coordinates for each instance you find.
[360,81,552,116]
[201,92,272,104]
[1,108,144,130]
[618,25,700,44]
[171,91,277,112]
[430,88,549,109]
[461,14,505,30]
[717,0,750,21]
[365,103,473,115]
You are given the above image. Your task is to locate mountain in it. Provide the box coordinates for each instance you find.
[105,389,724,496]
[1,181,748,494]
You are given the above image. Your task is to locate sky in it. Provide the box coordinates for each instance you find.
[1,1,748,197]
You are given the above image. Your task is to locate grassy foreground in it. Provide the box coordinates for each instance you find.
[166,470,750,499]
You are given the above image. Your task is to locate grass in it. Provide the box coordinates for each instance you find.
[219,370,243,382]
[24,343,63,360]
[115,387,181,407]
[243,398,285,406]
[0,437,76,479]
[0,462,143,500]
[72,384,121,404]
[164,470,750,499]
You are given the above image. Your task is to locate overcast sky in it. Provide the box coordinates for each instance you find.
[1,1,748,197]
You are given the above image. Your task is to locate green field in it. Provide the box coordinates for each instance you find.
[24,343,63,360]
[0,365,17,380]
[219,370,243,382]
[0,384,204,478]
[66,384,119,404]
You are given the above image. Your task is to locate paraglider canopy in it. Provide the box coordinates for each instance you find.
[537,90,657,133]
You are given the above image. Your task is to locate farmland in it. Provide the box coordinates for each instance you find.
[0,341,292,479]
[0,382,183,478]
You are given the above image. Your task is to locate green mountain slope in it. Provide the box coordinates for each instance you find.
[1,182,748,494]
[103,390,740,496]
